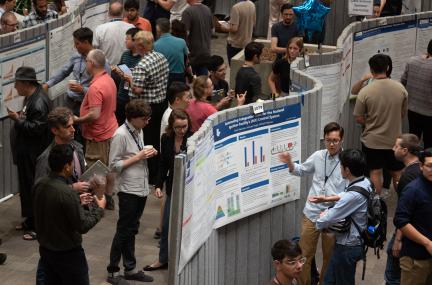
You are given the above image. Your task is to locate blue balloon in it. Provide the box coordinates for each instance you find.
[293,0,331,32]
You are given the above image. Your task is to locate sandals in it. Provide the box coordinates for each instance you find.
[22,231,37,241]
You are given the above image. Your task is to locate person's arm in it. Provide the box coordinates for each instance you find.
[351,73,372,95]
[13,98,50,136]
[400,62,408,86]
[316,192,364,230]
[63,190,104,234]
[220,6,239,33]
[399,224,432,255]
[74,106,101,124]
[353,92,366,125]
[44,56,75,89]
[279,150,317,176]
[271,37,286,54]
[157,0,175,11]
[379,0,386,15]
[392,229,403,257]
[309,195,341,204]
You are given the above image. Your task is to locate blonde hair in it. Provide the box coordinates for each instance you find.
[134,31,154,49]
[192,75,209,100]
[287,37,304,51]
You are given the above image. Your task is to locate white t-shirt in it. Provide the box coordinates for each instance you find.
[160,105,173,138]
[170,0,188,22]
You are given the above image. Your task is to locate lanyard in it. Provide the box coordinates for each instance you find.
[125,123,143,151]
[324,151,340,185]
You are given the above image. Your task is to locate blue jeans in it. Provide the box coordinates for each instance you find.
[107,192,147,273]
[159,195,171,264]
[385,233,401,285]
[323,244,363,285]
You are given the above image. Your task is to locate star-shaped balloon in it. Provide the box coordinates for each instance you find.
[293,0,331,32]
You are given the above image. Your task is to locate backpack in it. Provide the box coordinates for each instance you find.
[348,185,388,280]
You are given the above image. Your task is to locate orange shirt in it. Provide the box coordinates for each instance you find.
[123,17,152,32]
[80,71,118,141]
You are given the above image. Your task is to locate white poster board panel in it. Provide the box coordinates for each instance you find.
[352,21,416,87]
[305,63,341,133]
[340,33,354,112]
[348,0,373,16]
[212,104,301,228]
[416,18,432,55]
[0,35,46,118]
[178,130,216,273]
[82,0,108,31]
[48,15,81,100]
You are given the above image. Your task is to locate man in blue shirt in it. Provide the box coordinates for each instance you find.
[154,17,188,85]
[279,122,346,285]
[316,149,372,285]
[394,148,432,285]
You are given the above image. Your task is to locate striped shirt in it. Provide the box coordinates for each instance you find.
[129,50,169,103]
[401,55,432,116]
[118,50,141,101]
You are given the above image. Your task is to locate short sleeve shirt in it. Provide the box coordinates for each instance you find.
[353,79,407,149]
[271,21,300,59]
[186,99,217,132]
[227,0,256,49]
[80,72,118,141]
[123,17,152,32]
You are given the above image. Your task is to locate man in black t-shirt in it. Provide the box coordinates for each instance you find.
[385,133,422,285]
[235,42,266,104]
[270,3,300,60]
[380,0,402,17]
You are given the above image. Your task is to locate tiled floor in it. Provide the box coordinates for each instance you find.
[0,33,394,285]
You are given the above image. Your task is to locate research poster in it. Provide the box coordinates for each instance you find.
[416,18,432,55]
[178,129,216,273]
[351,21,416,87]
[340,33,353,112]
[212,104,301,228]
[348,0,373,16]
[0,35,46,118]
[82,0,108,31]
[48,15,81,99]
[305,63,341,133]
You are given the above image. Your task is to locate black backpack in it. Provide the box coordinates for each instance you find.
[348,185,388,280]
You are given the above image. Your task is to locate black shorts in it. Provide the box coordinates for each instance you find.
[362,144,404,171]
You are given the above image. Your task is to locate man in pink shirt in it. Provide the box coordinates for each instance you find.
[75,49,118,209]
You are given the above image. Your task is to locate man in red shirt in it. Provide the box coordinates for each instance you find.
[75,49,118,209]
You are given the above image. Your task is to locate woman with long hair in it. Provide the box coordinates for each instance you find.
[144,109,192,271]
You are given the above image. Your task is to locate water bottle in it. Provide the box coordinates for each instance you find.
[367,225,375,234]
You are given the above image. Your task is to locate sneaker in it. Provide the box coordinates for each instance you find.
[106,194,115,210]
[0,253,6,265]
[124,270,154,282]
[107,274,129,285]
[153,229,161,239]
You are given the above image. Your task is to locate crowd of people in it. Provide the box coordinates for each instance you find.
[1,0,431,285]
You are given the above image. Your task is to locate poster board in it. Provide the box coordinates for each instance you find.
[304,63,341,133]
[340,32,354,111]
[82,0,108,31]
[351,21,417,86]
[416,17,432,55]
[0,35,47,118]
[48,15,81,100]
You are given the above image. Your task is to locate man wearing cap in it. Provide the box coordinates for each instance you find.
[7,66,52,240]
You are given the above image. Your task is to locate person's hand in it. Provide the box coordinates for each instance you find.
[7,108,19,121]
[42,83,49,92]
[309,195,327,203]
[319,210,327,218]
[94,194,107,209]
[392,238,402,257]
[69,83,84,93]
[79,193,93,205]
[278,151,292,164]
[136,147,158,160]
[424,240,432,256]
[72,181,91,193]
[236,92,246,106]
[154,188,164,199]
[361,73,372,82]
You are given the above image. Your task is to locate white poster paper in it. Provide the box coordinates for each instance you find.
[305,63,341,133]
[82,0,108,31]
[416,18,432,55]
[0,36,46,118]
[340,33,354,112]
[348,0,373,16]
[48,15,81,100]
[352,21,416,87]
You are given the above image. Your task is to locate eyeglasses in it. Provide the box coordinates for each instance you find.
[282,256,307,266]
[324,139,341,146]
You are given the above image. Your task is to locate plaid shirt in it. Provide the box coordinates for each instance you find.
[130,50,169,104]
[23,10,58,28]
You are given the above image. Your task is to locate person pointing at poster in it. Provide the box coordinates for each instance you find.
[278,122,346,285]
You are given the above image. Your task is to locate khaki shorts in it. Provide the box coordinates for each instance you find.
[85,138,111,169]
